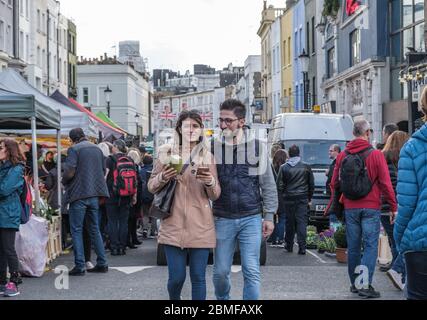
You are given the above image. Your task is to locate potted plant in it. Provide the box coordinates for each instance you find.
[317,229,334,254]
[324,237,337,258]
[334,225,348,264]
[322,0,340,19]
[306,226,318,250]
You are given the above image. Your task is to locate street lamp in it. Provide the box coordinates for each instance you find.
[135,113,140,136]
[299,49,310,111]
[104,85,112,118]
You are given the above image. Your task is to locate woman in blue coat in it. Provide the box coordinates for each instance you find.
[395,87,427,300]
[0,139,25,297]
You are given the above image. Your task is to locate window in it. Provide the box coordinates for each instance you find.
[415,22,425,52]
[25,0,29,19]
[288,37,291,64]
[37,10,41,31]
[311,17,316,54]
[42,14,46,33]
[327,47,335,78]
[312,77,316,105]
[19,31,24,60]
[0,21,4,52]
[26,34,29,61]
[283,40,287,66]
[306,22,310,54]
[37,46,41,66]
[83,88,89,104]
[350,29,361,66]
[19,0,23,15]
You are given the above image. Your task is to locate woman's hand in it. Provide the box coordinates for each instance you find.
[196,168,214,186]
[161,165,178,182]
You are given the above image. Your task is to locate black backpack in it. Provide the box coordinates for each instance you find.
[339,147,374,200]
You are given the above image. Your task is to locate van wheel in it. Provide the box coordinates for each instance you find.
[157,243,167,266]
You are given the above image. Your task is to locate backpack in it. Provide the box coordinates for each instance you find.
[140,168,154,204]
[339,147,374,200]
[111,155,138,197]
[20,176,32,224]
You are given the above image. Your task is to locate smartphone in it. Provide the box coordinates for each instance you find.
[196,167,210,176]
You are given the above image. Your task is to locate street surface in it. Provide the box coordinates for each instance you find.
[11,238,404,300]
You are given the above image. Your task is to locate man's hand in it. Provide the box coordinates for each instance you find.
[262,220,275,239]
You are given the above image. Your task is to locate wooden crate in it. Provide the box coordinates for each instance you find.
[45,216,62,265]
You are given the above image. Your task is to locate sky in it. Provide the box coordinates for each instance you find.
[60,0,286,74]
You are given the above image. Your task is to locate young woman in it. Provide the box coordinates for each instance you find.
[396,87,427,300]
[0,139,25,297]
[381,131,409,291]
[270,149,288,247]
[148,110,221,300]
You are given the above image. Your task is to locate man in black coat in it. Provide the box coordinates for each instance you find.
[277,145,314,255]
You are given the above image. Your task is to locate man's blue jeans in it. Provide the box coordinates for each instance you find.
[345,209,381,286]
[68,197,108,271]
[163,245,210,300]
[213,214,262,300]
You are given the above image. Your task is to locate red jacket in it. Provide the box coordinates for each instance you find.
[330,138,397,212]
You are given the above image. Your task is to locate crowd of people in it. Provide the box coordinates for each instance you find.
[0,90,426,300]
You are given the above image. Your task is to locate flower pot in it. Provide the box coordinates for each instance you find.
[307,244,317,250]
[336,247,348,264]
[318,248,326,254]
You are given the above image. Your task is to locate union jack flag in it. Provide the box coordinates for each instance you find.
[159,113,176,120]
[201,112,213,122]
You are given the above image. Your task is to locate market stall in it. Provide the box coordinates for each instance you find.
[0,69,97,138]
[50,90,126,139]
[0,88,61,214]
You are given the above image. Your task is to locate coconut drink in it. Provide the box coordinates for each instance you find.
[169,154,184,173]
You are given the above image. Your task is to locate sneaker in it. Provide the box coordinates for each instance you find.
[142,230,148,239]
[3,282,20,297]
[69,267,86,276]
[87,265,108,273]
[85,261,95,270]
[269,241,279,248]
[284,244,294,253]
[386,269,404,291]
[379,264,392,272]
[350,285,359,294]
[358,286,381,299]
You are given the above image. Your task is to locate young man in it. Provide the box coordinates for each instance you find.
[63,128,109,275]
[330,120,397,299]
[277,145,314,255]
[212,99,278,301]
[105,140,137,256]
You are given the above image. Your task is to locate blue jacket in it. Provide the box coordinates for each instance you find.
[0,161,24,230]
[395,124,427,254]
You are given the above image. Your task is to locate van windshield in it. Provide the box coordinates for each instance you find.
[282,140,347,167]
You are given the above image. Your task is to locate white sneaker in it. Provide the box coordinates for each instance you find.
[86,261,95,270]
[386,269,404,291]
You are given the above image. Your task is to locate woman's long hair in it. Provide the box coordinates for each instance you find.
[382,131,409,167]
[273,149,288,173]
[0,139,26,166]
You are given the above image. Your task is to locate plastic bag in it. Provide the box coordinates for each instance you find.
[15,215,49,277]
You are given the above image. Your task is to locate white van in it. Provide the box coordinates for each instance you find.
[268,112,354,227]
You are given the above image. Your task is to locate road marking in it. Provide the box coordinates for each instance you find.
[110,266,155,275]
[294,242,328,264]
[306,250,328,264]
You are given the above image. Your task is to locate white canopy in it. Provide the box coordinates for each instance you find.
[0,69,97,137]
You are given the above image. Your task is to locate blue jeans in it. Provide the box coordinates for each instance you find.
[380,215,406,277]
[345,209,381,286]
[68,197,107,270]
[270,213,286,243]
[213,214,262,300]
[106,202,130,251]
[163,245,210,300]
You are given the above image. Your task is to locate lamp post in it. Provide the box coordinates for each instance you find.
[135,113,140,137]
[104,85,112,118]
[299,49,310,111]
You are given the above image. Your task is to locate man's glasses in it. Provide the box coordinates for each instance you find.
[218,118,241,125]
